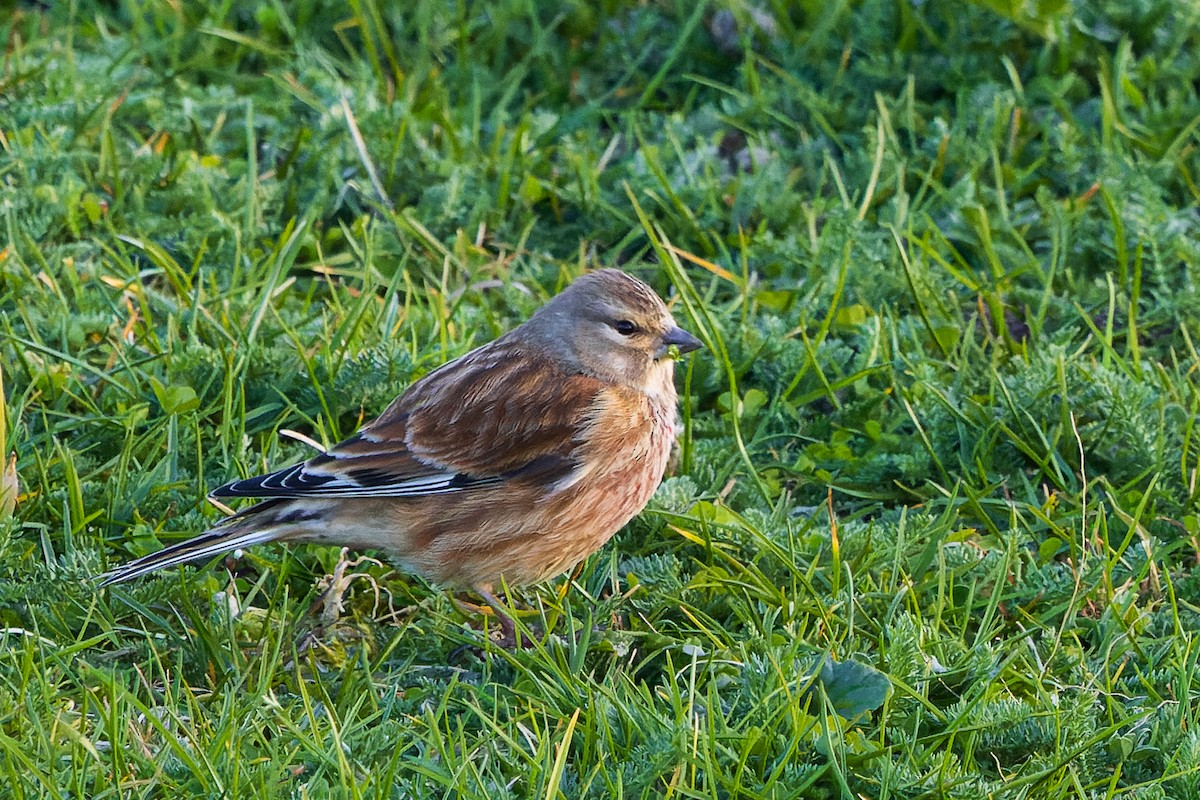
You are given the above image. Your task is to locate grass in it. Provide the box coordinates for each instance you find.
[2,0,1200,796]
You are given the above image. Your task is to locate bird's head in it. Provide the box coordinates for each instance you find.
[523,269,703,389]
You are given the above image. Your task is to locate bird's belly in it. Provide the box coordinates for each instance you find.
[390,421,672,588]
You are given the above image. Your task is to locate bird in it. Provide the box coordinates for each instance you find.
[98,268,703,642]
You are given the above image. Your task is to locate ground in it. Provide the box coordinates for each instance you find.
[2,1,1200,797]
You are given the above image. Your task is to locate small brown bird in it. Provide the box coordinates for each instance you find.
[99,269,702,637]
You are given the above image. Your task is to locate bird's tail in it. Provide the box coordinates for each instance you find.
[97,499,309,586]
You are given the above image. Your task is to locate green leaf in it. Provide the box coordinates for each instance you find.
[519,173,545,204]
[811,656,892,719]
[834,304,869,328]
[965,0,1069,40]
[149,377,200,415]
[1038,537,1066,561]
[742,388,767,416]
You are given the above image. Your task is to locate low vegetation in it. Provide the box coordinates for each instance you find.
[2,1,1199,796]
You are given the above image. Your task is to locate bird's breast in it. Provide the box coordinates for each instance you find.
[569,388,675,523]
[382,383,679,588]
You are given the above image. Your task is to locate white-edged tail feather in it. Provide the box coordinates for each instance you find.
[95,499,323,586]
[96,525,284,586]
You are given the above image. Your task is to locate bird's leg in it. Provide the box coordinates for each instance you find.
[473,584,523,648]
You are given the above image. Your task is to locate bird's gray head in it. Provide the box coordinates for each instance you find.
[520,269,702,388]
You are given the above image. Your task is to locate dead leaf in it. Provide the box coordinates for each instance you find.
[1,452,17,519]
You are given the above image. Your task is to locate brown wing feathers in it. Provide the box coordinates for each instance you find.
[207,341,601,501]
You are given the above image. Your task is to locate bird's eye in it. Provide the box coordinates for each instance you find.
[614,320,637,336]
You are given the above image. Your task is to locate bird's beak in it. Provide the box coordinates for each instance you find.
[656,327,703,359]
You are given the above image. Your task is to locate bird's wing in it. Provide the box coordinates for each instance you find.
[210,342,605,499]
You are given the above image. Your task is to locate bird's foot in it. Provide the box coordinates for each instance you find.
[471,586,534,649]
